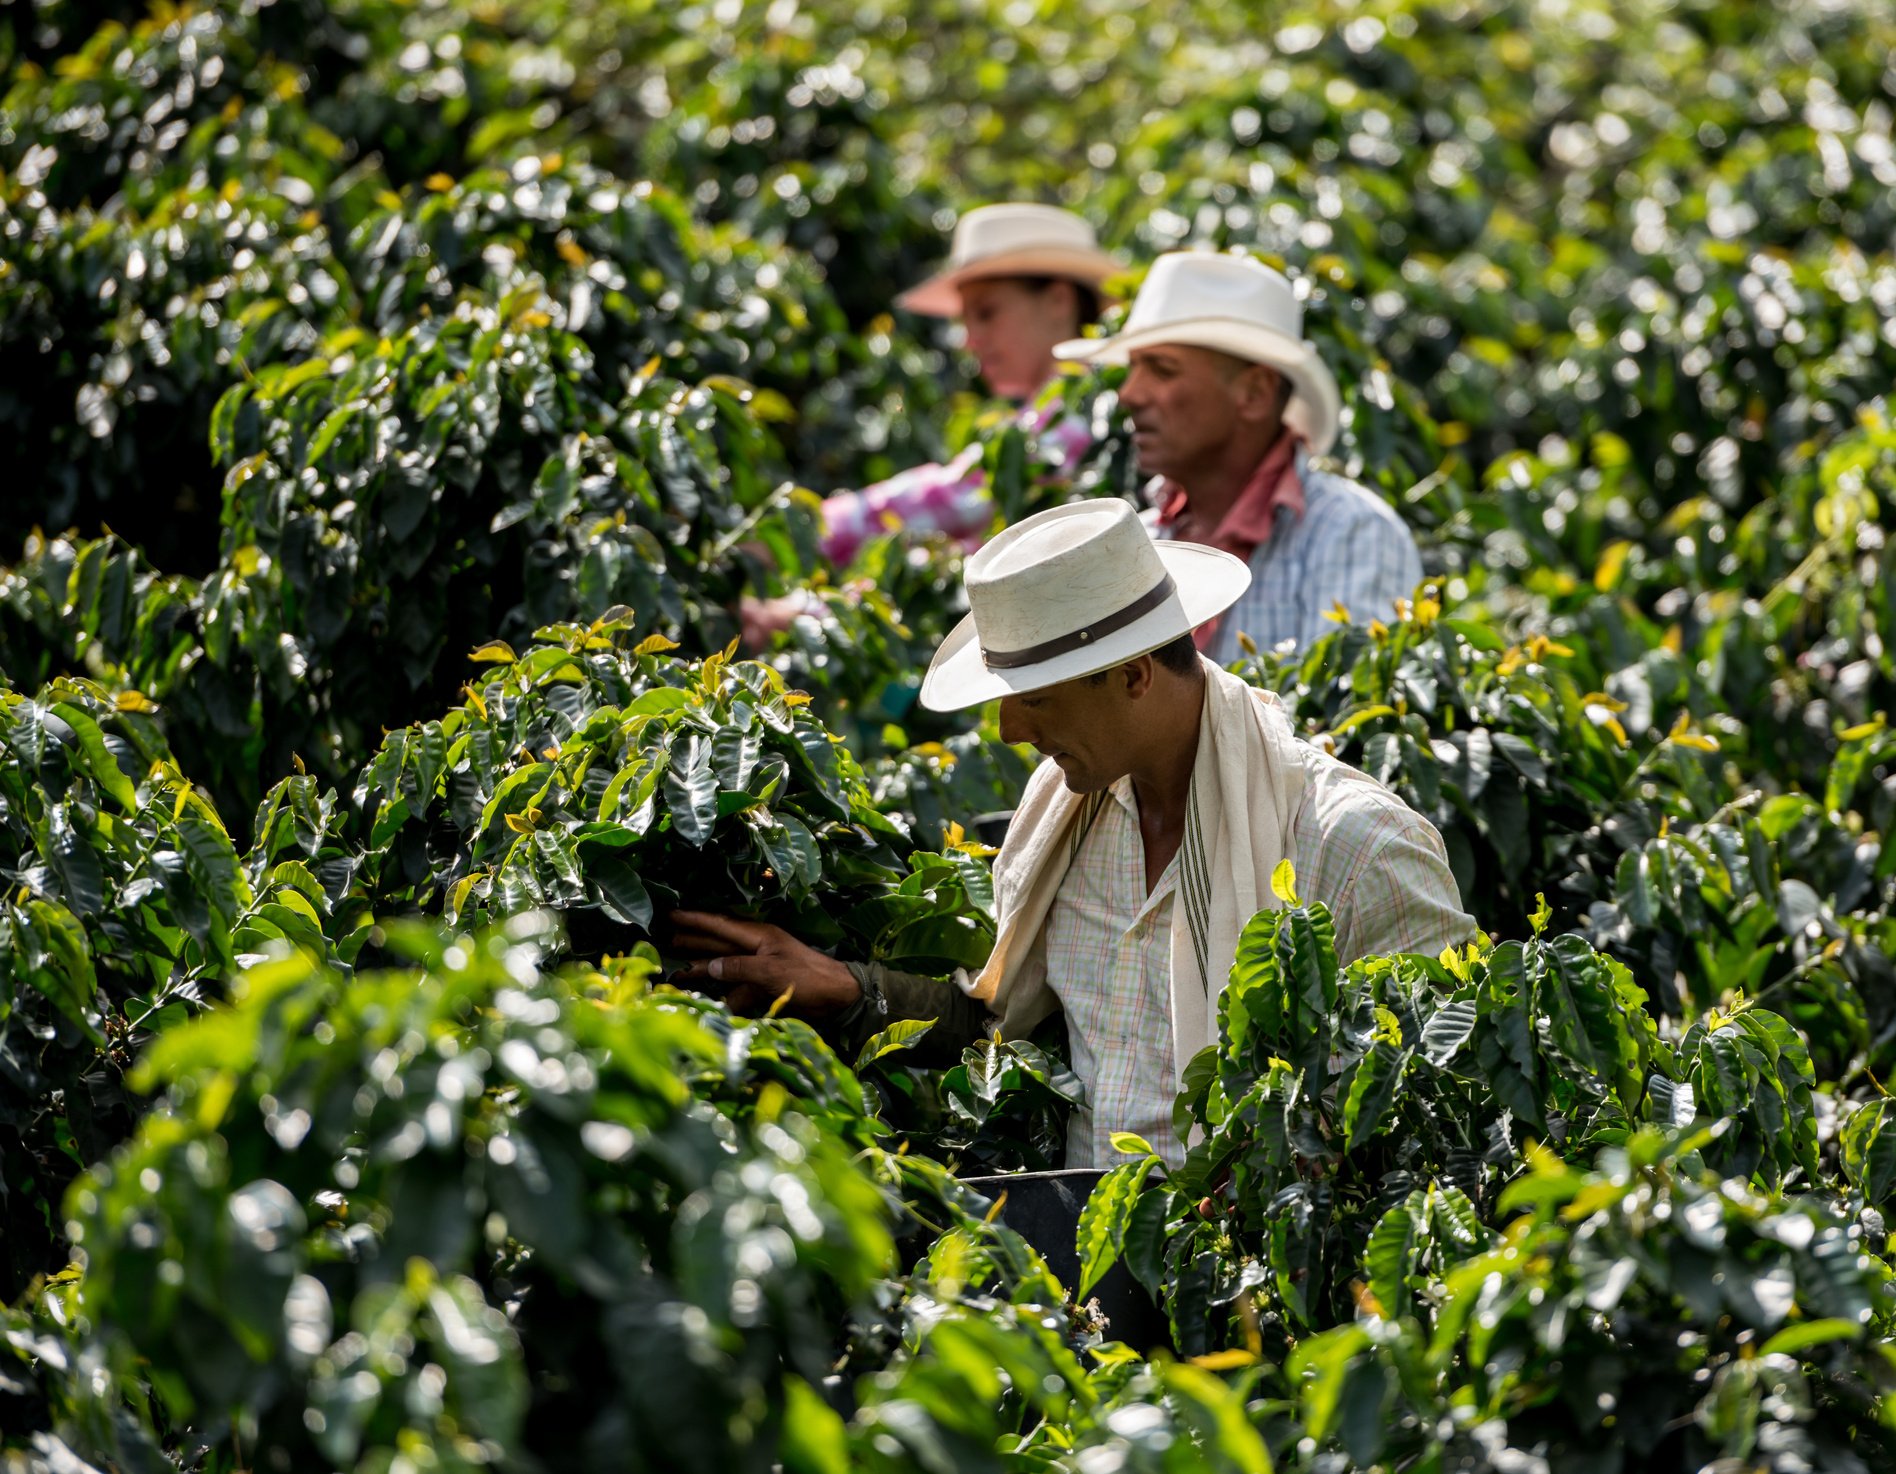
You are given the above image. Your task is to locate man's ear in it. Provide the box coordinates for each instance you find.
[1235,364,1284,425]
[1122,654,1157,700]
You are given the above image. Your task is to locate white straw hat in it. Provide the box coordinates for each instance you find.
[895,204,1121,319]
[1055,251,1343,455]
[920,499,1250,711]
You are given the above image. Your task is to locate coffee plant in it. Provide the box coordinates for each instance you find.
[9,0,1896,1468]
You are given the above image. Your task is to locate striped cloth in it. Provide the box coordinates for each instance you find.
[1148,447,1422,663]
[818,403,1094,565]
[1045,747,1474,1170]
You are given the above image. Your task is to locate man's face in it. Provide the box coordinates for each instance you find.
[996,670,1140,793]
[1118,344,1269,482]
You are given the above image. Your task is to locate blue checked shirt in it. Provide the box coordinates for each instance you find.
[1146,448,1423,663]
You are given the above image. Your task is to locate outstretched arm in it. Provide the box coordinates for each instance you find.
[668,912,996,1065]
[669,911,863,1019]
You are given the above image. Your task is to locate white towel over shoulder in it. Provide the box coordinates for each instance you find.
[971,658,1308,1077]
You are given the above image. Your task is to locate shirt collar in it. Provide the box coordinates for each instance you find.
[1153,430,1306,562]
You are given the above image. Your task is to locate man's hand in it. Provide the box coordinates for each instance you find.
[668,911,862,1020]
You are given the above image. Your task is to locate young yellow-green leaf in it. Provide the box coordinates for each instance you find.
[1189,1348,1259,1370]
[1109,1131,1156,1158]
[1076,1155,1157,1296]
[468,640,518,664]
[1328,704,1397,738]
[1270,859,1300,906]
[1759,1318,1864,1358]
[778,1376,849,1474]
[853,1017,936,1070]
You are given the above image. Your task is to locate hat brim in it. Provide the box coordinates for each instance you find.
[918,540,1251,712]
[1055,318,1343,456]
[896,246,1123,318]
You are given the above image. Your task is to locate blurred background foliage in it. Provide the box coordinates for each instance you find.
[7,0,1896,1468]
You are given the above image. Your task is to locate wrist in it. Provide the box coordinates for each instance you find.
[808,953,863,1017]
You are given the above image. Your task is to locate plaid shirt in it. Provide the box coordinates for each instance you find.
[819,404,1093,565]
[1045,745,1474,1169]
[1149,448,1422,663]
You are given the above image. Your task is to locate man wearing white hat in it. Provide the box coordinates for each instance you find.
[1056,251,1422,660]
[675,499,1472,1169]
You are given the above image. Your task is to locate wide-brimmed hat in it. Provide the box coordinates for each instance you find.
[920,499,1251,711]
[895,204,1122,319]
[1054,251,1343,455]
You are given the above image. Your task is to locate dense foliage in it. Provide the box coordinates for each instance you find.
[6,0,1896,1469]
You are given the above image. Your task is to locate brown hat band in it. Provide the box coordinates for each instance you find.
[978,573,1178,671]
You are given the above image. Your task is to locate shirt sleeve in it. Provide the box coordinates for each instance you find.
[826,961,996,1068]
[1298,504,1424,647]
[1327,814,1478,964]
[819,443,992,565]
[1037,412,1094,481]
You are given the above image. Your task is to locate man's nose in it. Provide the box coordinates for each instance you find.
[1118,370,1147,412]
[997,696,1031,747]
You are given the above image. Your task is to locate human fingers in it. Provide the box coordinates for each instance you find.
[667,930,750,959]
[668,911,774,952]
[703,954,787,992]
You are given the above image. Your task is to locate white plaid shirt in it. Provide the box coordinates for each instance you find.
[1044,746,1473,1169]
[1147,449,1423,662]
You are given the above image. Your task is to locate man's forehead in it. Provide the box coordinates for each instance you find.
[1127,342,1251,375]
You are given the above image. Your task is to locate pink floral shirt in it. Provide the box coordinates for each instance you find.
[818,402,1094,565]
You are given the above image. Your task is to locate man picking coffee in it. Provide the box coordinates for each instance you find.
[672,499,1473,1168]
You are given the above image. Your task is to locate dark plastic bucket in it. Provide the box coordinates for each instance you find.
[959,1167,1172,1353]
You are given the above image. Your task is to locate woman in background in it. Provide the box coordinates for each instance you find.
[815,202,1120,563]
[744,204,1118,645]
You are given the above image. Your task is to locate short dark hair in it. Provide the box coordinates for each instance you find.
[1151,632,1199,675]
[1013,274,1105,329]
[1084,633,1200,685]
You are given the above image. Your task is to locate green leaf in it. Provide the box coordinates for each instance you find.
[1287,1323,1373,1443]
[1443,617,1507,652]
[16,899,104,1043]
[1122,1189,1173,1296]
[712,725,761,791]
[753,814,821,893]
[1152,1361,1274,1474]
[1076,1156,1157,1296]
[664,734,718,846]
[583,850,652,928]
[1342,1039,1408,1149]
[1364,1199,1419,1319]
[779,1376,849,1474]
[853,1018,936,1069]
[1759,1318,1864,1358]
[49,701,136,811]
[304,404,357,464]
[43,803,104,917]
[1418,996,1478,1067]
[1842,1099,1896,1206]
